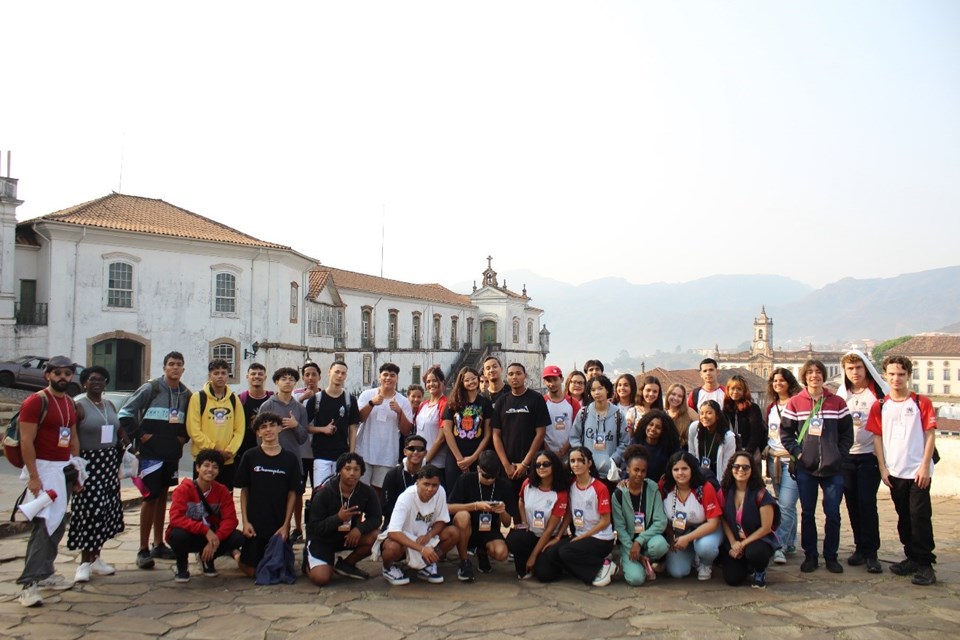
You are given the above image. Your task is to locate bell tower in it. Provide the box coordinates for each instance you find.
[752,306,773,356]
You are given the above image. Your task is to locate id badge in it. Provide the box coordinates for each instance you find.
[573,509,585,529]
[168,408,180,424]
[532,510,545,530]
[809,417,823,437]
[58,426,71,448]
[338,519,352,532]
[594,435,605,451]
[672,511,687,531]
[479,512,493,532]
[700,456,711,470]
[634,512,645,534]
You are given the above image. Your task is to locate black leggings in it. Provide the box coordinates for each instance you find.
[720,540,774,585]
[168,527,245,572]
[506,529,554,577]
[536,536,614,585]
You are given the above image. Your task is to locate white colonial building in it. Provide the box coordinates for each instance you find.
[0,179,547,393]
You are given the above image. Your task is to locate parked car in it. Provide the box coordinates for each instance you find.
[0,356,83,396]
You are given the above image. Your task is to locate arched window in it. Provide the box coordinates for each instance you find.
[290,282,299,323]
[210,339,239,381]
[527,319,534,345]
[361,307,373,348]
[388,309,399,349]
[512,317,520,344]
[412,312,422,349]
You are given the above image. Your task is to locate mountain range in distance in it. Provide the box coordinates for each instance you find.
[454,265,960,372]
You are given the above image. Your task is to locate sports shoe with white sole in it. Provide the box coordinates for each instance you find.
[18,583,42,608]
[74,563,91,583]
[416,563,444,584]
[37,574,74,591]
[697,564,713,581]
[382,564,410,586]
[90,557,116,576]
[592,559,617,587]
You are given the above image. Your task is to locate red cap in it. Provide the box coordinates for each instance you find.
[542,365,563,379]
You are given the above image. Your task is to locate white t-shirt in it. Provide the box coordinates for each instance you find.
[866,394,937,479]
[544,397,574,453]
[569,479,614,541]
[845,387,879,455]
[415,401,445,468]
[356,388,414,466]
[520,479,568,537]
[693,387,725,409]
[386,484,450,537]
[766,402,787,454]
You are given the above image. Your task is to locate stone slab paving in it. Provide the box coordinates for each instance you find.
[0,492,956,638]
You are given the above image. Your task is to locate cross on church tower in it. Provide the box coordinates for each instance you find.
[482,256,499,288]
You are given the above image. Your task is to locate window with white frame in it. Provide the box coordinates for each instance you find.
[512,317,520,344]
[214,272,237,314]
[412,313,422,349]
[307,303,344,339]
[211,341,238,381]
[107,262,134,308]
[363,354,373,385]
[290,283,299,323]
[527,319,534,344]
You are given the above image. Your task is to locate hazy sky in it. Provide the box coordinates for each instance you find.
[6,1,959,291]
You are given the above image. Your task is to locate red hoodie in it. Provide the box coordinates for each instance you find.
[165,477,239,542]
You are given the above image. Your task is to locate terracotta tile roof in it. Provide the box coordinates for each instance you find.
[887,335,960,357]
[637,367,766,395]
[15,226,39,247]
[311,266,475,308]
[24,193,291,250]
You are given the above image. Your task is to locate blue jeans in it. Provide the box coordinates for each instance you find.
[796,467,843,561]
[773,459,798,549]
[665,527,722,578]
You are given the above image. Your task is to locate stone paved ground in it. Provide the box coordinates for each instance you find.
[0,491,957,639]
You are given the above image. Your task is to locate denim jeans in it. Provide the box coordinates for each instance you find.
[773,459,798,549]
[796,467,843,560]
[842,453,881,557]
[665,527,722,578]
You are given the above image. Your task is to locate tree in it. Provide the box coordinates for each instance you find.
[872,336,913,364]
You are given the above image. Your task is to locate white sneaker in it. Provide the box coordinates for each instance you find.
[592,559,614,587]
[37,574,74,591]
[773,549,787,565]
[90,557,116,576]
[74,563,91,583]
[382,564,410,586]
[18,583,42,607]
[697,564,713,581]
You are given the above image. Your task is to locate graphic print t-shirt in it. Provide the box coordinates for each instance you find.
[386,484,450,538]
[442,396,494,458]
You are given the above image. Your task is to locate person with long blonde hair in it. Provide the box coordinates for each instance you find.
[664,383,699,445]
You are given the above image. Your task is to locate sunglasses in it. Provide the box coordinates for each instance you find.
[405,446,426,453]
[478,469,495,479]
[534,462,552,469]
[731,464,751,472]
[49,368,74,378]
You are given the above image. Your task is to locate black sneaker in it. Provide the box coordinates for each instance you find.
[800,556,818,573]
[865,557,883,574]
[334,558,370,580]
[136,549,155,570]
[174,570,190,583]
[290,529,304,544]
[150,543,176,560]
[825,558,844,574]
[202,561,219,577]
[477,551,492,574]
[911,564,936,586]
[890,558,919,576]
[458,559,475,582]
[847,551,865,566]
[752,569,767,589]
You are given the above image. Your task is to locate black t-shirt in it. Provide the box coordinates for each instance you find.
[448,472,519,529]
[239,392,273,454]
[492,389,550,462]
[234,446,301,537]
[308,390,361,460]
[442,395,494,458]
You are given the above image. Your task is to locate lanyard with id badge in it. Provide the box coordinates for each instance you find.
[338,490,354,532]
[50,394,72,448]
[478,476,496,532]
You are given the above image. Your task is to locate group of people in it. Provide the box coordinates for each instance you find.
[12,349,939,607]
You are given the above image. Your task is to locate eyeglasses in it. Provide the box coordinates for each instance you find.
[405,446,426,453]
[570,380,585,386]
[731,464,751,472]
[534,462,552,469]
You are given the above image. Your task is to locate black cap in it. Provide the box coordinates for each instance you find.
[45,356,76,372]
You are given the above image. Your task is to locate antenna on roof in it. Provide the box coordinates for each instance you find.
[380,204,385,278]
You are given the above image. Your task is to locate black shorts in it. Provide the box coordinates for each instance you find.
[300,458,313,494]
[239,535,271,568]
[469,527,505,550]
[142,460,179,502]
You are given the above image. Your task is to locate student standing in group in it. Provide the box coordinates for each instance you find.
[765,367,803,565]
[481,356,509,404]
[506,450,569,579]
[687,400,736,486]
[541,365,577,459]
[630,409,683,484]
[664,383,698,444]
[538,447,617,587]
[381,434,428,523]
[404,384,424,462]
[627,375,664,433]
[492,363,550,497]
[119,351,192,570]
[442,367,493,489]
[186,359,244,490]
[234,412,301,577]
[356,363,414,497]
[779,359,853,574]
[722,375,766,459]
[259,367,309,541]
[837,350,887,574]
[293,362,322,509]
[563,370,588,408]
[688,358,725,410]
[613,374,638,416]
[569,375,629,484]
[612,445,669,586]
[15,356,80,607]
[867,356,938,586]
[238,363,273,467]
[306,361,360,487]
[419,367,449,480]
